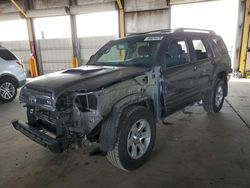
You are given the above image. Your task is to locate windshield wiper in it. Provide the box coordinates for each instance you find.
[89,62,117,66]
[89,62,149,67]
[133,63,150,67]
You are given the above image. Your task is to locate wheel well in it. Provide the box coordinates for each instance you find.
[133,99,155,115]
[99,97,155,152]
[217,71,227,83]
[0,74,18,86]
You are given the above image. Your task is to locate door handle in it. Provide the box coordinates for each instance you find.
[193,66,197,72]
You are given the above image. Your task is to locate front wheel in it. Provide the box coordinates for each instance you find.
[106,106,156,171]
[0,78,17,103]
[203,79,226,113]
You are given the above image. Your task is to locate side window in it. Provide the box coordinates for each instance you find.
[212,36,228,55]
[209,37,220,57]
[0,49,17,61]
[177,41,188,53]
[191,39,208,60]
[163,39,189,68]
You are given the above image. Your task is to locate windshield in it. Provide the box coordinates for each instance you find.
[88,36,163,67]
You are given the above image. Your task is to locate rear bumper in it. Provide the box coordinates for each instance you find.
[12,120,63,153]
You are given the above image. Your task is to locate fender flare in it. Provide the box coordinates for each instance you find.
[212,66,228,96]
[99,93,153,152]
[211,63,228,81]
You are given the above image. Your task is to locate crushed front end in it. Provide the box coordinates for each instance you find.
[12,86,103,153]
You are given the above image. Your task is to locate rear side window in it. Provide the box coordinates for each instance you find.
[191,39,208,60]
[0,49,17,60]
[212,36,228,55]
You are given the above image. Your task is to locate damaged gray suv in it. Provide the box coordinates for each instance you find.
[12,28,231,171]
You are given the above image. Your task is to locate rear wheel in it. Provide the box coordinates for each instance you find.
[0,78,17,102]
[203,79,225,113]
[106,106,156,171]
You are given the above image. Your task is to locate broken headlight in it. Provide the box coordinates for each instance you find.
[56,92,74,111]
[75,94,97,112]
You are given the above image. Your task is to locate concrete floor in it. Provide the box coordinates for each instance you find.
[0,79,250,188]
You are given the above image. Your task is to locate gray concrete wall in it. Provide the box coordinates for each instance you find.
[77,0,115,6]
[125,0,169,12]
[37,36,116,74]
[124,0,171,34]
[0,1,24,14]
[79,36,117,64]
[32,0,69,9]
[125,10,171,34]
[38,38,72,74]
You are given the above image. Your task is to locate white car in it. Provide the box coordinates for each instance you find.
[0,47,26,102]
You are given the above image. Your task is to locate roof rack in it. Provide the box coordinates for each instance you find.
[174,28,216,34]
[127,28,216,36]
[127,29,173,36]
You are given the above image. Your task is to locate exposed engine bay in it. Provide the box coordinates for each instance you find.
[12,66,161,153]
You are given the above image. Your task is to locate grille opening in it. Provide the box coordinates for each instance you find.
[75,95,97,112]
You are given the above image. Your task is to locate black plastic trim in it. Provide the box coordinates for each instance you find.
[12,120,62,153]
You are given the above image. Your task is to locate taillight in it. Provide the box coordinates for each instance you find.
[16,60,24,70]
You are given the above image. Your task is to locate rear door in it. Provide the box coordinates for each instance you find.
[188,36,214,94]
[159,36,200,115]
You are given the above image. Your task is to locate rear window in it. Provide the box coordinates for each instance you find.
[211,36,228,55]
[0,49,17,60]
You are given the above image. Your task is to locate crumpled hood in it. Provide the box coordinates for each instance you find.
[24,65,149,98]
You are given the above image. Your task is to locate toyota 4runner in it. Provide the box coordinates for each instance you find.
[12,28,231,171]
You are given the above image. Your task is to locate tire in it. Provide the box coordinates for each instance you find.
[0,78,17,103]
[203,79,226,113]
[106,106,156,171]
